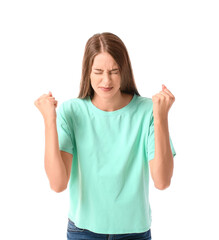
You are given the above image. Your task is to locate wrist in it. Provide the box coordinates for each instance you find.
[154,116,168,125]
[44,117,56,127]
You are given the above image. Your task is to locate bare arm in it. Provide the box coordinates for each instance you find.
[149,118,174,190]
[44,119,68,192]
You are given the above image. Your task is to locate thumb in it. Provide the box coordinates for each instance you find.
[162,84,166,91]
[48,91,52,96]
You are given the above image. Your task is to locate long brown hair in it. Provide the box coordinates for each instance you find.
[77,32,141,99]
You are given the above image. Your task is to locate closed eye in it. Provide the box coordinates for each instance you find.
[94,72,119,75]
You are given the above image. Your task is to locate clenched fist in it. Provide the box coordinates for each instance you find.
[34,91,58,123]
[152,84,175,122]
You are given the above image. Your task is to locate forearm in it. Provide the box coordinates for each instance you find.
[44,120,68,192]
[153,117,174,189]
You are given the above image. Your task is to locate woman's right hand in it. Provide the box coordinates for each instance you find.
[34,91,58,123]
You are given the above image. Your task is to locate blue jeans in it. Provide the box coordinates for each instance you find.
[67,218,152,240]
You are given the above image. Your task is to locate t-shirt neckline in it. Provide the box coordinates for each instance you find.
[88,93,137,116]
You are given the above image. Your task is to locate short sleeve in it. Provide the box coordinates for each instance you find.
[56,103,74,155]
[147,113,176,162]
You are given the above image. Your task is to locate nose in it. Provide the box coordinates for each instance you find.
[101,72,112,84]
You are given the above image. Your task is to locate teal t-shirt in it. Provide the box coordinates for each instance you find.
[56,93,176,234]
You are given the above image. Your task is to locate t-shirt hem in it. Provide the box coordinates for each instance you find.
[68,214,151,235]
[59,147,73,155]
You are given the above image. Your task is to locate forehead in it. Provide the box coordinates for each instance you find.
[92,52,118,70]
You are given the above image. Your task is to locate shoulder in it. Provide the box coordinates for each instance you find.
[57,97,89,121]
[133,95,154,125]
[135,95,153,110]
[58,97,87,112]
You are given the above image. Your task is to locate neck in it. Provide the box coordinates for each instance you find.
[91,91,126,112]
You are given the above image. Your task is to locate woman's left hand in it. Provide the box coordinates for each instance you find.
[152,84,175,121]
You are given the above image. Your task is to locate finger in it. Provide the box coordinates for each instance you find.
[50,100,57,106]
[152,94,159,101]
[163,88,174,98]
[159,91,170,99]
[47,98,55,102]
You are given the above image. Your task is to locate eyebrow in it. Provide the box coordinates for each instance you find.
[93,68,119,72]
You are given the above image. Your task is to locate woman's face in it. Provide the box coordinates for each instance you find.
[90,52,121,99]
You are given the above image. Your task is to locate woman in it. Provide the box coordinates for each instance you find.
[34,32,176,240]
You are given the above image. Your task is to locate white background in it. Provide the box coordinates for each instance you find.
[0,0,218,239]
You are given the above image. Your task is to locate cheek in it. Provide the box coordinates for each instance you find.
[91,77,99,83]
[114,77,121,85]
[90,77,99,87]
